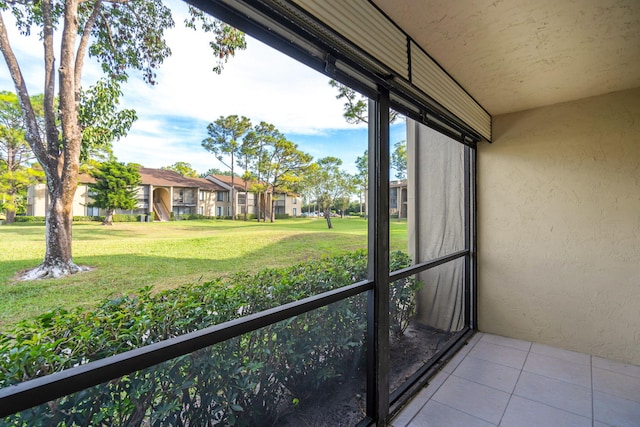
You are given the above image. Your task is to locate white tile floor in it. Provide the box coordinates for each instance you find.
[391,332,640,427]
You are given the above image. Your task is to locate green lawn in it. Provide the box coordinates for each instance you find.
[0,218,408,330]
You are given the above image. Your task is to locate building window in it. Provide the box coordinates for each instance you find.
[292,197,297,204]
[87,206,100,216]
[217,192,224,201]
[292,208,297,217]
[217,207,222,217]
[199,206,204,215]
[199,191,205,201]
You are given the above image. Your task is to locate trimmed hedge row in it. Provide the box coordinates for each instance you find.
[0,251,420,426]
[14,215,146,223]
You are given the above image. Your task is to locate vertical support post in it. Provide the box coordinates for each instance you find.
[471,148,478,329]
[367,88,390,424]
[406,119,419,264]
[463,146,472,329]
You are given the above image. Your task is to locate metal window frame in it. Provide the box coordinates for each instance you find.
[0,280,372,417]
[0,1,478,425]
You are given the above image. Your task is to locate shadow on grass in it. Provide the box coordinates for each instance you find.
[0,231,373,331]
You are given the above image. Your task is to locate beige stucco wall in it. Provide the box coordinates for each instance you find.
[27,184,48,216]
[478,88,640,364]
[72,184,91,216]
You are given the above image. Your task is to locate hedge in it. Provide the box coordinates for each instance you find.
[0,251,420,426]
[13,216,46,223]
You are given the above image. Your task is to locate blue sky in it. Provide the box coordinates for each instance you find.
[0,0,405,175]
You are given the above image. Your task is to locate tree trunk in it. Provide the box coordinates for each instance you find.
[324,208,333,229]
[14,0,90,280]
[103,208,114,225]
[230,153,235,220]
[5,187,17,224]
[256,191,261,222]
[6,209,16,224]
[270,198,275,222]
[243,184,248,221]
[21,183,88,280]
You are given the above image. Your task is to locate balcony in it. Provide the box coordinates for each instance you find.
[392,333,640,427]
[1,0,637,425]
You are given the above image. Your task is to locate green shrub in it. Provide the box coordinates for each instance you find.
[274,213,290,219]
[72,216,93,222]
[111,214,138,222]
[13,216,45,223]
[0,251,420,426]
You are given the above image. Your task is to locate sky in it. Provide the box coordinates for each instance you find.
[0,0,405,176]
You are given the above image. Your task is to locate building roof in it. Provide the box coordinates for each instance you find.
[207,174,256,191]
[78,167,226,192]
[207,174,299,196]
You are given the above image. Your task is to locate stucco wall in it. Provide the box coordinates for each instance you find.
[72,184,90,217]
[478,88,640,364]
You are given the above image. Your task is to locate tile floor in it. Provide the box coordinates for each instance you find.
[391,332,640,427]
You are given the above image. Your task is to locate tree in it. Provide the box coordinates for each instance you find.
[335,174,357,218]
[262,138,311,223]
[77,79,137,162]
[296,162,320,217]
[0,1,245,278]
[200,167,232,178]
[247,124,311,222]
[355,150,368,216]
[305,156,353,229]
[329,80,399,124]
[391,140,407,180]
[162,161,198,178]
[243,122,283,222]
[237,126,264,221]
[0,91,44,223]
[89,161,141,225]
[202,115,252,220]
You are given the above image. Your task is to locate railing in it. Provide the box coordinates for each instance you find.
[153,199,170,221]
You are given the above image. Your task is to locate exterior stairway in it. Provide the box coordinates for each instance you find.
[153,200,170,221]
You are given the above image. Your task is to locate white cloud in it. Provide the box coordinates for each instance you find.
[0,0,369,174]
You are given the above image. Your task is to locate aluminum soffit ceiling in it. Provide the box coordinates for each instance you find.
[372,0,640,116]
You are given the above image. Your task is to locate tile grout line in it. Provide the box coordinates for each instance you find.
[519,367,594,391]
[404,372,451,427]
[497,340,532,427]
[392,333,486,426]
[407,333,490,426]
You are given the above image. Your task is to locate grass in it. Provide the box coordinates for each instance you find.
[0,217,408,331]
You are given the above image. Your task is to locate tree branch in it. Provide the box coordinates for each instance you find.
[99,9,117,54]
[42,0,61,177]
[75,0,103,97]
[59,0,83,194]
[0,13,49,174]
